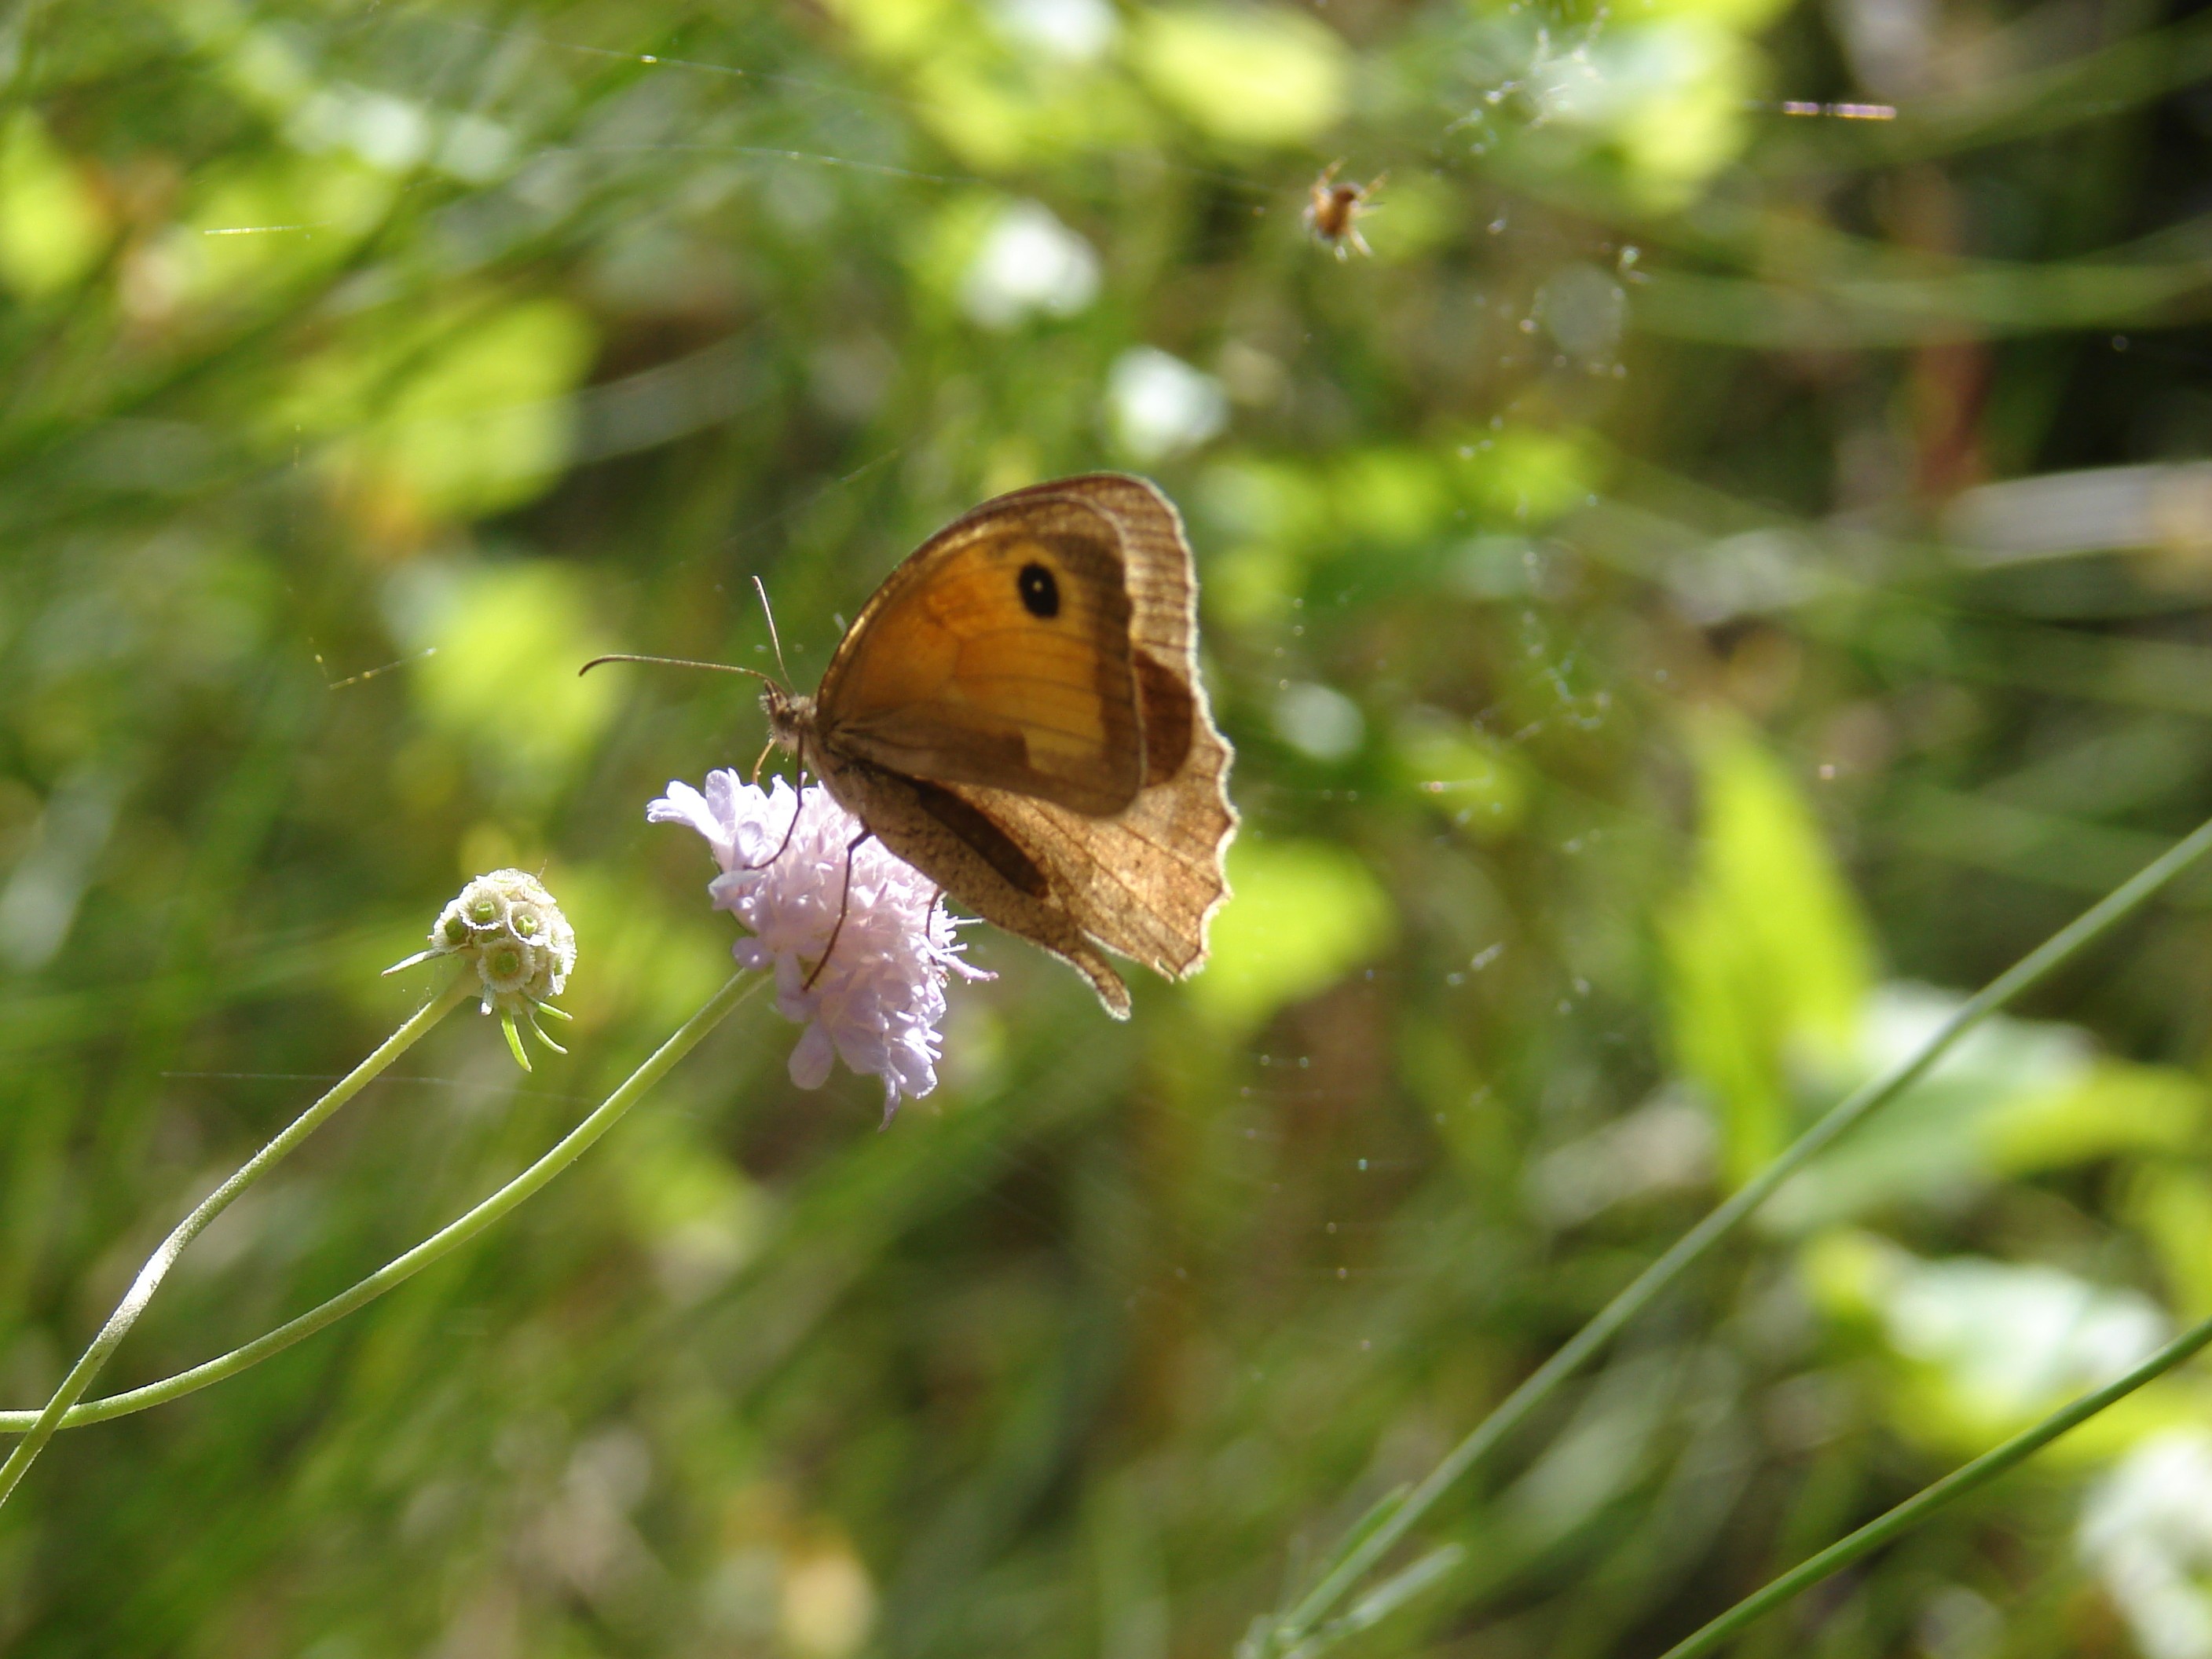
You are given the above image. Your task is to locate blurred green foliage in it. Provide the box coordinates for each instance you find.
[1666,718,1874,1181]
[5,0,2212,1654]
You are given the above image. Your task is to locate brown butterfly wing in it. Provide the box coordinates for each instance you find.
[815,495,1144,816]
[798,749,1144,1018]
[928,475,1236,984]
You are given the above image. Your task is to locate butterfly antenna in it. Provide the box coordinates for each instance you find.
[751,575,791,685]
[577,653,778,684]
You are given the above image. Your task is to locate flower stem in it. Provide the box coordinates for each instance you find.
[0,970,476,1507]
[0,972,759,1439]
[1253,810,2212,1657]
[1655,1307,2212,1659]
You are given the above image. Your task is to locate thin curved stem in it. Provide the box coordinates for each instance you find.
[1255,811,2212,1655]
[0,971,759,1437]
[1656,1307,2212,1659]
[0,970,475,1505]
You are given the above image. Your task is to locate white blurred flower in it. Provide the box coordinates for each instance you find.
[1878,1255,2166,1419]
[960,200,1101,330]
[1107,346,1227,461]
[1273,681,1365,761]
[648,772,987,1119]
[2081,1431,2212,1659]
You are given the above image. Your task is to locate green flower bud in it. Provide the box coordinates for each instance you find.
[386,869,578,1070]
[478,936,539,998]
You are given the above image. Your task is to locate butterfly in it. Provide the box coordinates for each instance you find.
[750,473,1237,1018]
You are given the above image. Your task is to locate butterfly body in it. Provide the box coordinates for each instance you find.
[763,474,1236,1018]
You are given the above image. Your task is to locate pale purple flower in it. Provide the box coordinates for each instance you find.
[646,771,987,1119]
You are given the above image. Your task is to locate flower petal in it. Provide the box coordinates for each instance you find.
[656,768,986,1113]
[788,1020,836,1090]
[646,782,735,867]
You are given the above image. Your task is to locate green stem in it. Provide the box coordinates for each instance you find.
[1656,1307,2212,1659]
[0,971,475,1505]
[0,971,758,1437]
[1258,811,2212,1654]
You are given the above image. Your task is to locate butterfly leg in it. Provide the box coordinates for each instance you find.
[738,783,809,872]
[738,731,814,871]
[803,829,873,992]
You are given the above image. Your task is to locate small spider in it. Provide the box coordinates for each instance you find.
[1303,162,1385,260]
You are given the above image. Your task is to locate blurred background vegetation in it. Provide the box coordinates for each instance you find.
[4,0,2212,1652]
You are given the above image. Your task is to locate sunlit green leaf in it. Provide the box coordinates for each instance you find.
[1190,837,1395,1028]
[1455,427,1598,527]
[2126,1168,2212,1322]
[0,113,108,297]
[1664,720,1873,1181]
[1393,716,1530,840]
[390,559,621,800]
[1133,4,1350,147]
[1761,985,2207,1232]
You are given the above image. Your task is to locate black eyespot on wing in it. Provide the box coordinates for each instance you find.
[1017,562,1060,619]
